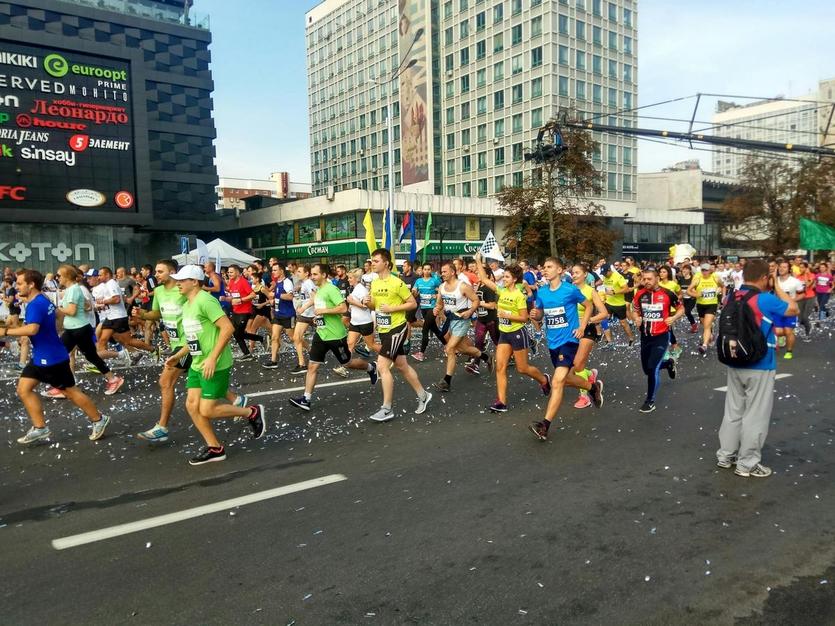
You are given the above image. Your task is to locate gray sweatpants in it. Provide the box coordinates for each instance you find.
[717,368,775,471]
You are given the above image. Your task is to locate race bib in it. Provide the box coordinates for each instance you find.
[442,294,456,308]
[163,321,179,340]
[420,293,434,307]
[498,316,510,326]
[376,311,392,329]
[314,316,325,328]
[183,318,202,356]
[231,292,240,299]
[642,302,663,321]
[543,306,568,329]
[701,288,716,300]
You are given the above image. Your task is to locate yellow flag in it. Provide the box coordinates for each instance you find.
[363,209,378,256]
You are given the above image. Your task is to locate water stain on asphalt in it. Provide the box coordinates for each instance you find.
[736,563,835,625]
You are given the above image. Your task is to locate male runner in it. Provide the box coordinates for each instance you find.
[221,264,264,361]
[528,258,604,441]
[411,262,445,362]
[263,263,295,369]
[5,269,111,444]
[774,259,805,359]
[364,248,432,422]
[630,268,684,413]
[168,265,265,465]
[93,266,156,366]
[289,263,378,410]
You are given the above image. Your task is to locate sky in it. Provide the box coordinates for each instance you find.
[199,0,835,183]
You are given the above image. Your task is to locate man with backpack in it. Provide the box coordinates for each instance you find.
[715,259,799,478]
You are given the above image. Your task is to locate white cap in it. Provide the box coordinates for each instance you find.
[171,265,205,281]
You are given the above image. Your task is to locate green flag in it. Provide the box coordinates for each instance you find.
[800,217,835,251]
[421,210,433,265]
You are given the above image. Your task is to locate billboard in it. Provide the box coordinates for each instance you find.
[0,40,136,214]
[398,0,430,189]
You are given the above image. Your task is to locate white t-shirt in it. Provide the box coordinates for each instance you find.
[349,283,373,325]
[777,275,804,299]
[93,279,127,320]
[295,278,317,319]
[79,284,97,327]
[361,272,378,289]
[730,270,744,290]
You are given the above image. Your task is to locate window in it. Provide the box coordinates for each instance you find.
[511,24,522,45]
[575,20,585,40]
[624,8,632,27]
[494,147,505,165]
[576,79,586,100]
[461,128,471,145]
[531,76,542,97]
[447,133,455,149]
[512,83,523,104]
[446,81,454,98]
[446,184,456,196]
[576,50,586,70]
[608,2,617,22]
[476,68,486,87]
[493,3,503,23]
[512,54,523,74]
[462,154,472,172]
[593,25,602,45]
[623,174,632,193]
[493,60,505,81]
[460,19,469,38]
[511,0,522,15]
[607,144,616,163]
[592,0,601,15]
[460,0,468,9]
[559,14,568,34]
[531,107,542,127]
[512,142,523,161]
[494,90,505,110]
[476,11,486,30]
[623,91,632,109]
[476,39,486,59]
[462,181,472,197]
[512,112,523,132]
[494,175,505,192]
[460,47,470,65]
[446,107,455,123]
[462,101,471,119]
[624,36,633,55]
[493,32,504,52]
[477,123,487,141]
[447,159,455,175]
[461,74,470,92]
[445,27,454,45]
[478,151,487,170]
[478,178,488,196]
[558,44,568,65]
[445,54,454,71]
[494,118,504,136]
[531,15,542,36]
[623,64,632,83]
[477,96,487,114]
[513,171,523,187]
[608,59,617,78]
[592,83,602,103]
[608,87,617,107]
[559,75,568,96]
[444,0,453,19]
[531,46,543,67]
[623,146,633,166]
[576,0,585,9]
[607,172,617,192]
[608,31,618,50]
[592,54,602,75]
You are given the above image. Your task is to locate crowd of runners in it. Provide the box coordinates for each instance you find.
[0,251,832,469]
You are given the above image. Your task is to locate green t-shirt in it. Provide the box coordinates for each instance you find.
[313,282,348,341]
[61,283,88,330]
[181,290,233,372]
[152,282,187,348]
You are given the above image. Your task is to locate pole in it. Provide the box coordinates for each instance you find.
[387,79,395,229]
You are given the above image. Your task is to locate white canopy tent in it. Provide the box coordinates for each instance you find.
[173,238,259,269]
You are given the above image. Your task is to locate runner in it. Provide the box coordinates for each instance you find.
[658,265,683,359]
[246,270,272,354]
[774,260,805,359]
[467,264,499,375]
[289,263,378,410]
[600,263,635,346]
[411,262,445,362]
[263,263,295,369]
[528,258,604,441]
[168,265,265,465]
[291,265,317,375]
[475,254,548,412]
[520,259,542,352]
[5,269,111,444]
[795,261,816,339]
[364,248,432,422]
[433,260,491,392]
[814,261,832,320]
[220,264,263,361]
[676,263,698,333]
[630,267,684,413]
[688,262,723,355]
[345,268,381,358]
[570,262,609,409]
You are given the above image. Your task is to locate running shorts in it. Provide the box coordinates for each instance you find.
[21,361,75,390]
[309,334,352,364]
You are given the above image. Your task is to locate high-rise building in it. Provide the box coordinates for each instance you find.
[711,78,835,179]
[306,0,637,207]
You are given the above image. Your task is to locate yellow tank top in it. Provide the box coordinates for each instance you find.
[496,286,527,333]
[576,283,594,318]
[694,273,719,305]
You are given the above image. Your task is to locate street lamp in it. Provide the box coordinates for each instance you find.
[435,225,450,264]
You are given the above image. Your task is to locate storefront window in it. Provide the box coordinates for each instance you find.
[298,218,321,243]
[325,213,357,240]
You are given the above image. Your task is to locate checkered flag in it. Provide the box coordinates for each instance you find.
[479,230,505,262]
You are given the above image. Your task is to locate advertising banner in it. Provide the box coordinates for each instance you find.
[398,0,430,188]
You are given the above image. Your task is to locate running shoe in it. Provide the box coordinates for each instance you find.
[734,463,772,478]
[777,335,786,348]
[639,401,656,414]
[189,446,226,465]
[290,364,308,375]
[129,351,145,366]
[89,414,111,441]
[433,379,451,392]
[540,373,552,396]
[17,426,51,445]
[289,396,311,411]
[248,404,267,439]
[628,339,635,347]
[589,368,599,385]
[262,360,280,369]
[698,344,707,356]
[590,380,604,408]
[368,362,378,386]
[355,344,371,359]
[464,360,480,375]
[574,393,592,409]
[85,364,102,374]
[104,375,125,396]
[411,351,426,362]
[415,391,433,414]
[368,406,395,422]
[668,359,677,380]
[237,353,255,362]
[488,400,508,413]
[528,420,549,441]
[333,365,350,378]
[783,351,793,360]
[716,455,737,469]
[15,362,25,370]
[689,323,698,333]
[137,424,169,443]
[41,386,66,399]
[234,393,249,408]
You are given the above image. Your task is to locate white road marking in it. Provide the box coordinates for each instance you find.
[713,373,792,392]
[51,473,347,550]
[247,378,366,398]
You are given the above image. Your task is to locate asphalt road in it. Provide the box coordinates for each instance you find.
[1,322,833,625]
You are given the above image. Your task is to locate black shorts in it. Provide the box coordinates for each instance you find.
[549,342,579,369]
[173,352,193,370]
[309,334,352,364]
[102,316,131,333]
[498,328,529,350]
[582,324,601,342]
[379,323,409,360]
[271,316,294,329]
[606,304,627,320]
[696,303,718,318]
[21,361,75,390]
[349,321,374,336]
[9,305,21,316]
[253,309,271,320]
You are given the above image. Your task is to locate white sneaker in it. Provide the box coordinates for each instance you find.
[415,391,433,414]
[734,463,772,478]
[89,414,111,441]
[17,426,51,444]
[368,407,395,422]
[332,366,350,378]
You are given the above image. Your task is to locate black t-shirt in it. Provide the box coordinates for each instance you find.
[476,284,498,323]
[677,273,692,295]
[334,277,350,299]
[400,271,418,289]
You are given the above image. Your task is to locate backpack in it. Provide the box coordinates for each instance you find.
[716,287,769,366]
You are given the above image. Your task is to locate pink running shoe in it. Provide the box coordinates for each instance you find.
[574,393,592,409]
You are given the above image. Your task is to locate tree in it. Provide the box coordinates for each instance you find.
[722,155,835,256]
[496,125,618,263]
